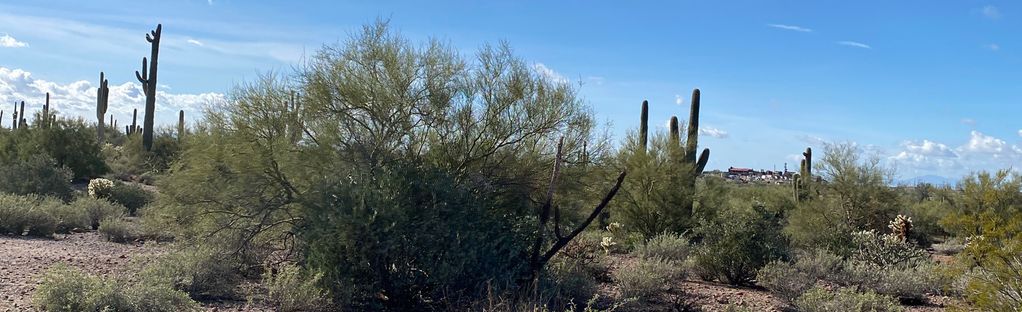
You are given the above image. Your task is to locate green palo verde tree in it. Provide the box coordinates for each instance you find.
[155,20,615,309]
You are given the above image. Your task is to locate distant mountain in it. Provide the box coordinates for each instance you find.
[896,175,957,186]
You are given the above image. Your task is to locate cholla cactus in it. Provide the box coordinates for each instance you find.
[601,236,616,254]
[888,214,913,242]
[606,222,624,234]
[88,178,115,199]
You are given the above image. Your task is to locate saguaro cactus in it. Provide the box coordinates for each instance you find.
[19,101,26,128]
[639,100,649,150]
[177,110,185,140]
[135,24,162,151]
[97,72,110,142]
[11,103,17,130]
[130,108,138,134]
[41,93,50,128]
[792,147,813,202]
[685,89,710,175]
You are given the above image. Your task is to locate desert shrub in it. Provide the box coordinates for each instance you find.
[88,178,115,199]
[546,255,601,307]
[793,287,904,312]
[850,229,929,268]
[104,130,182,178]
[634,232,691,262]
[786,143,899,254]
[33,263,197,312]
[99,217,137,243]
[138,243,243,300]
[758,249,845,302]
[902,200,951,246]
[0,116,109,179]
[931,239,965,255]
[0,155,73,201]
[264,263,331,312]
[693,200,787,285]
[844,261,949,303]
[614,257,684,301]
[33,263,119,312]
[36,196,88,233]
[614,131,701,239]
[71,196,126,230]
[0,193,58,236]
[107,182,155,215]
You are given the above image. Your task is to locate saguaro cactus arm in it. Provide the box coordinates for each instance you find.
[639,100,649,150]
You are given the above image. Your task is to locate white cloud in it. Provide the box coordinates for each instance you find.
[533,63,568,84]
[982,5,1002,20]
[961,118,976,126]
[837,41,871,49]
[986,43,1000,51]
[797,135,828,146]
[699,127,729,139]
[675,94,683,105]
[901,139,958,157]
[961,130,1007,154]
[1018,129,1022,137]
[0,67,223,127]
[186,39,204,46]
[0,34,27,48]
[767,24,812,33]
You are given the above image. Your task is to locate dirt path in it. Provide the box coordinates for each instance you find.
[0,232,152,311]
[0,233,268,312]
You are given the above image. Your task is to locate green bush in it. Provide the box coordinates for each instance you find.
[758,249,845,302]
[33,263,197,312]
[844,260,949,303]
[693,201,787,285]
[634,232,691,262]
[263,263,331,312]
[138,243,242,300]
[0,193,57,236]
[793,287,903,312]
[850,230,928,268]
[614,257,684,301]
[0,116,109,180]
[71,196,126,230]
[99,217,137,243]
[108,182,155,215]
[37,196,88,233]
[0,155,73,201]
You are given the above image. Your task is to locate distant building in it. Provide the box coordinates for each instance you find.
[725,166,793,184]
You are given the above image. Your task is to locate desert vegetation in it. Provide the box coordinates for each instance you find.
[1,19,1019,312]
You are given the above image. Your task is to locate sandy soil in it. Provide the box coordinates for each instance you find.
[0,233,266,312]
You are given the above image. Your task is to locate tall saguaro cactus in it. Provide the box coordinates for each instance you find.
[19,101,26,128]
[97,72,110,142]
[639,100,649,150]
[684,89,710,175]
[792,147,813,202]
[135,24,162,151]
[130,108,138,134]
[41,93,50,128]
[177,110,185,140]
[11,103,17,130]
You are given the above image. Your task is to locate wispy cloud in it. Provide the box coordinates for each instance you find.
[533,63,568,84]
[767,24,812,33]
[0,34,27,48]
[186,39,204,46]
[961,118,976,126]
[981,5,1002,20]
[986,43,1000,51]
[699,127,729,139]
[675,94,684,105]
[837,41,871,49]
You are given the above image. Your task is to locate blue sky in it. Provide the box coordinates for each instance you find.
[1,0,1020,181]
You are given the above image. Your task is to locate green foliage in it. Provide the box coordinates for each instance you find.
[850,229,929,268]
[758,249,845,302]
[107,182,155,215]
[793,287,904,312]
[613,257,684,301]
[634,232,691,262]
[36,196,89,233]
[0,116,108,179]
[138,243,243,300]
[98,217,137,243]
[103,129,182,179]
[71,196,126,230]
[785,143,899,254]
[0,193,56,236]
[901,199,951,246]
[544,232,608,306]
[844,260,950,303]
[263,263,331,312]
[158,20,600,309]
[692,199,788,286]
[614,132,698,238]
[938,170,1022,310]
[34,263,198,312]
[0,155,73,201]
